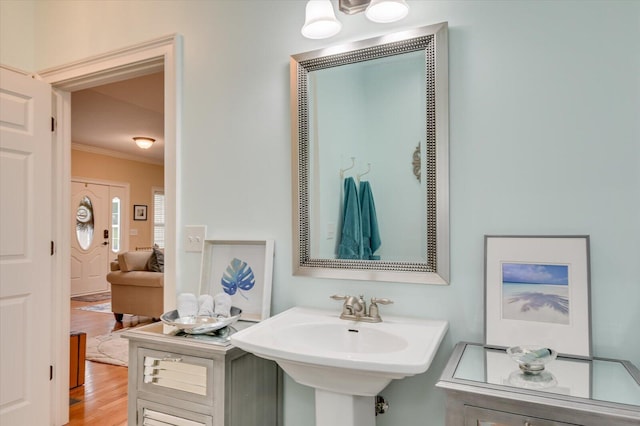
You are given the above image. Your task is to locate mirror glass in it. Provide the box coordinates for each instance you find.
[291,23,450,284]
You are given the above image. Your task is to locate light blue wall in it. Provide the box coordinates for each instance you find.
[3,1,638,424]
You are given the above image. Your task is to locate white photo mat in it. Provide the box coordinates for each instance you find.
[200,240,274,322]
[484,235,591,357]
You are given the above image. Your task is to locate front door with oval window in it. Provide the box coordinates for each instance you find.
[71,181,112,296]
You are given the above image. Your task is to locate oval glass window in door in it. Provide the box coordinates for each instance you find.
[76,196,94,250]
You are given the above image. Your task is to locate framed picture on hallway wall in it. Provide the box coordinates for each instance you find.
[484,235,591,358]
[133,204,147,221]
[200,239,275,322]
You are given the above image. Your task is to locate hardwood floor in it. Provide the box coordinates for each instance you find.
[68,299,151,426]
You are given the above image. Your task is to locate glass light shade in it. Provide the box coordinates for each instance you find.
[302,0,342,39]
[133,137,155,149]
[365,0,409,23]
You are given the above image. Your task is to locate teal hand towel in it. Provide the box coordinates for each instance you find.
[337,177,363,259]
[359,181,381,260]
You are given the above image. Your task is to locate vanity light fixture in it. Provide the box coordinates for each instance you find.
[133,136,155,150]
[302,0,409,39]
[302,0,343,39]
[365,0,409,23]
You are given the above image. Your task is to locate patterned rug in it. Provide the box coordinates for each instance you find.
[75,302,112,314]
[71,292,111,302]
[86,332,128,367]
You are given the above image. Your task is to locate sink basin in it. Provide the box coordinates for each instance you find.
[230,306,448,396]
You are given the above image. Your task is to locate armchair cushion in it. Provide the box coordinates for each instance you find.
[106,270,163,288]
[117,251,152,272]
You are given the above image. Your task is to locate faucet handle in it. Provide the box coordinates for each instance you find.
[368,297,393,322]
[371,297,393,305]
[330,294,349,301]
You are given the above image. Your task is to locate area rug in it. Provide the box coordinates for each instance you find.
[75,302,112,314]
[71,292,111,302]
[86,332,128,367]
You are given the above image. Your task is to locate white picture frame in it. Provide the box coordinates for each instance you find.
[200,239,275,322]
[484,235,591,357]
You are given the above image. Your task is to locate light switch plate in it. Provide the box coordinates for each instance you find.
[185,225,206,252]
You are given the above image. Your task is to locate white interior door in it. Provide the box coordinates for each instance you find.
[0,67,52,426]
[70,181,110,296]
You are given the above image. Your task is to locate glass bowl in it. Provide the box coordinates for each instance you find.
[506,345,557,375]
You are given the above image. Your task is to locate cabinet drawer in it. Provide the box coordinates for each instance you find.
[137,398,213,426]
[465,405,582,426]
[137,347,215,406]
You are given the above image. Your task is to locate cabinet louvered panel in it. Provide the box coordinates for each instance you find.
[143,408,206,426]
[138,348,213,404]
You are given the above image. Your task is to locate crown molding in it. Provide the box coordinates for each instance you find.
[72,142,163,166]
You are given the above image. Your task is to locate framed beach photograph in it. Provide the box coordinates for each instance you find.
[133,204,147,221]
[484,235,591,357]
[200,240,275,322]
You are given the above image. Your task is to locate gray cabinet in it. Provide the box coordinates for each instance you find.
[437,343,640,426]
[124,322,282,426]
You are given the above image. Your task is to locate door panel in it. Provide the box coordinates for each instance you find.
[0,67,52,426]
[71,181,110,296]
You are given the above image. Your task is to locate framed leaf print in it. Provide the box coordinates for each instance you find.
[484,235,591,358]
[200,240,274,321]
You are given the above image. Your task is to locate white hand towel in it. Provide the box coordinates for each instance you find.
[177,293,198,318]
[197,294,215,317]
[213,292,232,317]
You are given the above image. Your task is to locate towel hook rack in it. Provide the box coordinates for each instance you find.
[357,163,371,181]
[340,157,356,179]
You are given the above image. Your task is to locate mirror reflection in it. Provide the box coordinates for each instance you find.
[292,23,450,284]
[308,51,426,262]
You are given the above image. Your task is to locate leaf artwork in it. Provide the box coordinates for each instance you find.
[508,292,569,315]
[221,258,256,300]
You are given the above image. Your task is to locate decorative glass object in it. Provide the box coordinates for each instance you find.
[76,196,94,250]
[507,345,558,375]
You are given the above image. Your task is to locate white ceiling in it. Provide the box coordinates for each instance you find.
[71,72,164,164]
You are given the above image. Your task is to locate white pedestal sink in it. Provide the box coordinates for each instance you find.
[230,307,448,426]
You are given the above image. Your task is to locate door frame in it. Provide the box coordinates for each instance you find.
[39,34,181,425]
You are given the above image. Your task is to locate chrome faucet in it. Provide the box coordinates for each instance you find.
[330,295,393,322]
[344,296,359,316]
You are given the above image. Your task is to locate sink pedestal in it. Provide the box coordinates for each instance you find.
[315,389,375,426]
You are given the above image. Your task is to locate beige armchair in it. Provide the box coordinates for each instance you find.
[106,251,164,321]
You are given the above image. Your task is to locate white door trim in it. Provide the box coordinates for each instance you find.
[40,34,181,425]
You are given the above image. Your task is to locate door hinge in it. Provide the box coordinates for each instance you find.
[51,117,56,132]
[51,241,55,256]
[50,365,53,381]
